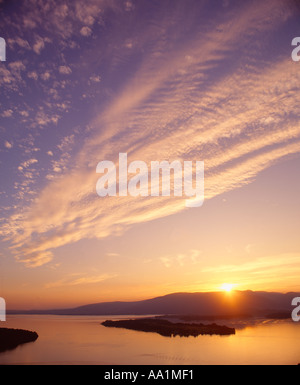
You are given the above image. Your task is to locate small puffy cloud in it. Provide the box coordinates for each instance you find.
[57,134,75,151]
[33,36,51,54]
[4,140,13,149]
[23,16,37,29]
[59,65,72,75]
[124,39,134,49]
[53,166,62,173]
[125,1,134,11]
[27,71,38,80]
[18,158,38,171]
[47,150,53,156]
[34,110,59,127]
[80,26,92,37]
[8,61,25,72]
[89,74,101,83]
[19,110,30,117]
[75,2,101,26]
[2,109,13,118]
[41,71,51,81]
[8,37,30,50]
[33,38,45,54]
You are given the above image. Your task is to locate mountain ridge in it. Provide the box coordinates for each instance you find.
[7,290,299,317]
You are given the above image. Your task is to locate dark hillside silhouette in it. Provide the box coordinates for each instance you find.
[0,328,38,352]
[8,291,300,318]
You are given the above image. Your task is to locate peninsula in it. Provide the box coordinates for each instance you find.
[0,328,38,353]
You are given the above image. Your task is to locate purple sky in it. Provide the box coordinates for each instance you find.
[0,0,300,308]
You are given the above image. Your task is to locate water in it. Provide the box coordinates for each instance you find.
[0,315,299,365]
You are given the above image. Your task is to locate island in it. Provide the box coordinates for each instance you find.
[0,328,39,353]
[102,318,235,337]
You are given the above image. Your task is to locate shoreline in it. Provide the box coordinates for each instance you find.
[0,328,38,353]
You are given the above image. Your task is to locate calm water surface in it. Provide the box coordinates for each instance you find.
[0,315,299,365]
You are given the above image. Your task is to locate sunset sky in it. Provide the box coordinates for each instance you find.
[1,0,300,310]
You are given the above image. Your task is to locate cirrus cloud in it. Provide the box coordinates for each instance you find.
[1,0,300,268]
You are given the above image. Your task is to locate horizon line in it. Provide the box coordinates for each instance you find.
[5,289,300,312]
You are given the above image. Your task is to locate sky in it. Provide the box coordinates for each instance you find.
[0,0,300,310]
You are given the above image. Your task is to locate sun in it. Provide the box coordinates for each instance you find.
[220,283,235,292]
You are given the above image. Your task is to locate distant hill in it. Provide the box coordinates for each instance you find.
[8,290,300,318]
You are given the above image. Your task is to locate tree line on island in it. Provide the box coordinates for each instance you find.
[102,318,235,337]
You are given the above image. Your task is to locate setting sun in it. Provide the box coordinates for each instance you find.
[220,283,235,292]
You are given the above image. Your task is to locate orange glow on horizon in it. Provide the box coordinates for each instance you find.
[220,283,236,292]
